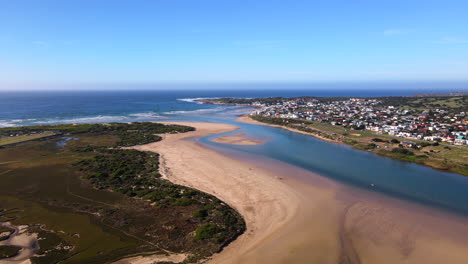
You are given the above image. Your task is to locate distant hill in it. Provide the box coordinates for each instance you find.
[411,92,468,97]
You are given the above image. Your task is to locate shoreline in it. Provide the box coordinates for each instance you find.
[127,121,468,264]
[238,115,467,176]
[236,115,344,145]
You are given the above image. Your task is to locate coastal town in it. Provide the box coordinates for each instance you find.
[248,96,467,146]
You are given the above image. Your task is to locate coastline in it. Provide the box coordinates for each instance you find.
[128,121,468,264]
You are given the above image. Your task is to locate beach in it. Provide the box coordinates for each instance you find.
[130,121,468,264]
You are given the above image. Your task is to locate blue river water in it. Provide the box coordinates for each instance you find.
[0,87,467,216]
[199,110,468,216]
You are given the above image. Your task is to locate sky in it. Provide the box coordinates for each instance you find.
[1,0,468,89]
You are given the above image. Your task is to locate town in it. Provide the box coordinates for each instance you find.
[249,97,467,146]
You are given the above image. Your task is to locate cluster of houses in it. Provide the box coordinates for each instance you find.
[251,98,468,145]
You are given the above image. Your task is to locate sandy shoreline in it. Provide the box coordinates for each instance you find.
[236,115,344,145]
[126,121,468,264]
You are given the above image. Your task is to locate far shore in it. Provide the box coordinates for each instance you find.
[120,121,468,264]
[238,115,467,176]
[236,115,344,145]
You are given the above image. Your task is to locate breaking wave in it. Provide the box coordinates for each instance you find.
[176,97,220,104]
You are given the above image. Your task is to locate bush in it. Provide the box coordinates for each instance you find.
[419,142,432,148]
[194,224,223,240]
[365,143,377,149]
[390,139,400,144]
[172,198,194,206]
[391,148,414,155]
[193,209,209,219]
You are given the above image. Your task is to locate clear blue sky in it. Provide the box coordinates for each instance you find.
[1,0,468,88]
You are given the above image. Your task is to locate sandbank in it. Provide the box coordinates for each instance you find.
[210,133,265,145]
[126,121,468,264]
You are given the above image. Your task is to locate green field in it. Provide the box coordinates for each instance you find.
[0,123,245,264]
[0,132,56,146]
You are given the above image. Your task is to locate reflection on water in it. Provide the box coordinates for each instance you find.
[56,137,78,147]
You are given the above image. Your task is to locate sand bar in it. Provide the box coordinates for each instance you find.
[210,132,265,145]
[129,121,468,264]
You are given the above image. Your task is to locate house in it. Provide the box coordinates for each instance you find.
[401,141,416,148]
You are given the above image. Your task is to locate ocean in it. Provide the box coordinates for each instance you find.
[1,84,466,127]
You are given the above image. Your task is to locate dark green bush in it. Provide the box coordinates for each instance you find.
[391,147,414,155]
[194,224,223,240]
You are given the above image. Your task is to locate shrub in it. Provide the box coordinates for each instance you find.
[193,209,209,220]
[390,139,400,144]
[365,143,377,149]
[172,198,194,206]
[391,148,414,155]
[194,224,223,240]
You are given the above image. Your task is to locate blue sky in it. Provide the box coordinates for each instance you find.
[1,0,468,88]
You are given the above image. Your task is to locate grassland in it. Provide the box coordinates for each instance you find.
[0,131,57,146]
[0,122,245,264]
[250,116,468,176]
[380,96,467,112]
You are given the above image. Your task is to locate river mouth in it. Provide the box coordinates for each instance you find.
[0,222,38,263]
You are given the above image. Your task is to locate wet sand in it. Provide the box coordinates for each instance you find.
[0,222,38,264]
[210,133,265,145]
[112,253,187,264]
[131,122,468,264]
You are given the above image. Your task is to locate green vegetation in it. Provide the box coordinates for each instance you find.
[0,132,57,146]
[31,228,74,264]
[0,122,194,147]
[391,147,414,155]
[195,224,223,241]
[0,245,21,259]
[380,96,467,113]
[0,122,245,263]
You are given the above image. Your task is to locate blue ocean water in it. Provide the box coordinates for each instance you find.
[1,85,466,127]
[1,86,468,216]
